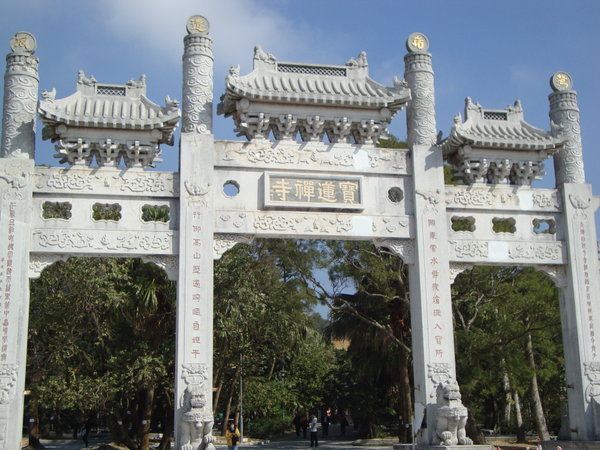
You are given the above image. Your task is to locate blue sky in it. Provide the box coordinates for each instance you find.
[1,0,599,188]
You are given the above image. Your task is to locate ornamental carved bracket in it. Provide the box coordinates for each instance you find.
[569,193,591,211]
[449,263,474,284]
[373,239,414,264]
[0,365,18,405]
[29,253,69,279]
[213,234,254,260]
[427,363,452,399]
[535,265,568,288]
[140,255,178,281]
[585,362,600,403]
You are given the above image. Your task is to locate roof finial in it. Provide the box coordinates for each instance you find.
[186,15,209,35]
[9,31,36,54]
[550,71,573,92]
[406,32,429,53]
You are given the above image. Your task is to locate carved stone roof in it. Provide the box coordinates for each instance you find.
[441,98,562,154]
[37,72,181,168]
[219,47,410,116]
[38,72,180,138]
[217,47,409,143]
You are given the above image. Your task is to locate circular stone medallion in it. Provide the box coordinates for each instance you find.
[550,71,573,92]
[10,31,36,54]
[406,32,429,52]
[187,15,209,34]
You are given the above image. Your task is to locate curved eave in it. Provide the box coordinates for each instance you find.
[221,73,409,113]
[39,106,180,131]
[442,128,563,155]
[39,91,181,130]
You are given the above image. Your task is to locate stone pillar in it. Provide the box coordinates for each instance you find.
[549,72,585,185]
[546,72,600,441]
[404,34,462,445]
[0,32,37,449]
[553,183,600,441]
[1,32,38,159]
[182,15,213,135]
[176,15,216,450]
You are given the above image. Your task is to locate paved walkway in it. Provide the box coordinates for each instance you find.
[30,427,396,449]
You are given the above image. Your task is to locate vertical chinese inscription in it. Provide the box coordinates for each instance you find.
[579,221,597,359]
[189,210,203,361]
[0,203,16,363]
[427,217,444,361]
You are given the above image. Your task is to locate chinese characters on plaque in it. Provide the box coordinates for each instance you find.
[266,175,362,209]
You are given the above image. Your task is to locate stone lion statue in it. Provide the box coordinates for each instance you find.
[180,386,215,450]
[432,381,473,446]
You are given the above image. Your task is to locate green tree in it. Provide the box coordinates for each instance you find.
[452,266,564,439]
[213,240,332,437]
[28,257,176,450]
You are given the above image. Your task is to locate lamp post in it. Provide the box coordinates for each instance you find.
[240,353,244,443]
[280,369,286,420]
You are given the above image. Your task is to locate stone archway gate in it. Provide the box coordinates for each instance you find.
[0,16,598,449]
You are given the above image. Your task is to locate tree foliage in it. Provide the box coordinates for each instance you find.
[28,257,176,450]
[213,240,334,437]
[452,266,564,437]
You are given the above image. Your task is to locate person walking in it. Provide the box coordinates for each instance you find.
[321,408,331,437]
[225,421,241,450]
[309,413,319,447]
[299,414,309,438]
[292,414,302,437]
[338,411,349,436]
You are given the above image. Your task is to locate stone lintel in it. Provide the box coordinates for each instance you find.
[30,229,177,255]
[445,185,560,212]
[215,210,411,239]
[215,139,410,175]
[448,239,565,265]
[33,166,179,197]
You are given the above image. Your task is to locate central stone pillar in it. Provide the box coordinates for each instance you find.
[0,32,38,449]
[176,15,216,450]
[404,34,464,445]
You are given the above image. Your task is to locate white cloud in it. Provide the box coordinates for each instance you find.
[95,0,306,74]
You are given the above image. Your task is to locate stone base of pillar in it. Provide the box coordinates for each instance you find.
[393,445,493,450]
[539,441,600,449]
